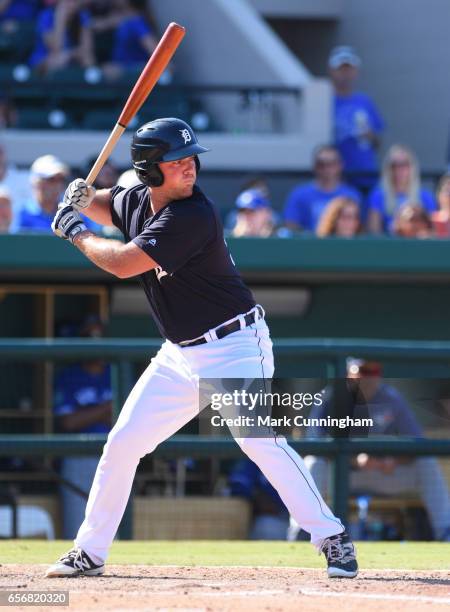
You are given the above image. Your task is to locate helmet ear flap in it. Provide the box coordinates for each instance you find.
[147,165,164,187]
[135,164,164,187]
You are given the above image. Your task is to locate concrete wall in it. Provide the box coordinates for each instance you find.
[150,0,309,87]
[249,0,343,19]
[2,0,334,173]
[150,0,319,136]
[335,0,450,170]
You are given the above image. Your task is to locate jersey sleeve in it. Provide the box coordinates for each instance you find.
[228,459,258,498]
[133,203,215,274]
[54,376,76,417]
[133,16,152,38]
[365,96,385,134]
[390,390,423,436]
[80,10,91,27]
[367,187,384,212]
[37,9,54,35]
[283,186,309,228]
[420,189,438,212]
[109,185,126,233]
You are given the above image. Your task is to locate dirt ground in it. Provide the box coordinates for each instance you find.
[1,565,449,612]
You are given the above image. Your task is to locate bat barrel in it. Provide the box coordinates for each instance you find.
[84,22,186,186]
[118,22,185,127]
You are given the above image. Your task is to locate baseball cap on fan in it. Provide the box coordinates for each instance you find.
[30,154,68,180]
[79,314,105,338]
[346,357,382,377]
[328,46,361,69]
[235,189,271,211]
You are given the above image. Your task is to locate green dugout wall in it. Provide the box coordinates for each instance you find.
[2,234,450,343]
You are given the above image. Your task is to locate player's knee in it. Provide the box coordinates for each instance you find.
[104,426,143,457]
[236,436,272,460]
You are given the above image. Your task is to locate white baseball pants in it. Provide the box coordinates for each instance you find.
[75,316,344,561]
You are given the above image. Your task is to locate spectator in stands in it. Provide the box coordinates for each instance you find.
[329,45,384,193]
[29,0,95,74]
[367,145,437,234]
[392,203,433,239]
[18,154,68,233]
[0,186,12,233]
[316,196,362,238]
[231,188,276,238]
[431,172,450,238]
[288,359,450,542]
[54,314,112,539]
[0,0,39,23]
[436,172,450,215]
[0,143,32,232]
[100,0,161,80]
[283,145,361,232]
[86,157,120,190]
[88,0,124,65]
[228,459,289,539]
[89,0,122,31]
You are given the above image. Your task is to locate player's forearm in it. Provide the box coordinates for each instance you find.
[59,402,111,432]
[73,231,132,278]
[73,231,157,278]
[48,11,67,53]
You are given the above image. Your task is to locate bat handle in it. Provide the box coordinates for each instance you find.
[85,123,126,186]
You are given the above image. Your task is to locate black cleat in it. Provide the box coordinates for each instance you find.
[45,548,105,577]
[321,531,358,578]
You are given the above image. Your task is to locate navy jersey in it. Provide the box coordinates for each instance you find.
[110,183,255,343]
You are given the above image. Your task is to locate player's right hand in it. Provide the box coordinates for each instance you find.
[64,178,96,210]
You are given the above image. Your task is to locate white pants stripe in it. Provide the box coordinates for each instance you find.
[75,319,343,561]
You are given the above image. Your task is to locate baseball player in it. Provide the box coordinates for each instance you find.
[45,118,358,579]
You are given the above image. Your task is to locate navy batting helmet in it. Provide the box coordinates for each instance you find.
[131,117,209,187]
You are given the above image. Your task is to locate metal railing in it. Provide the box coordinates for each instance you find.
[1,337,450,537]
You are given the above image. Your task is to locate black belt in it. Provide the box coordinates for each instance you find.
[179,306,264,348]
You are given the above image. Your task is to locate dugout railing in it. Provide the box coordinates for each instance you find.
[1,337,450,537]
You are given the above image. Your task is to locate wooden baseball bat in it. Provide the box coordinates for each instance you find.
[85,22,186,186]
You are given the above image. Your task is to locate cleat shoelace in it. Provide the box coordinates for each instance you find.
[59,549,91,571]
[321,535,356,564]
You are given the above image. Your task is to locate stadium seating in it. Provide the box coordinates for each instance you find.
[0,21,35,63]
[0,18,210,131]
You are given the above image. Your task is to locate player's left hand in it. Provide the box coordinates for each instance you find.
[52,202,87,243]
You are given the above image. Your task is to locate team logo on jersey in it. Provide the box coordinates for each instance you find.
[179,129,192,144]
[148,238,157,246]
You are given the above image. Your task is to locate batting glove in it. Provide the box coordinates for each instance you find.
[52,203,87,243]
[64,178,96,210]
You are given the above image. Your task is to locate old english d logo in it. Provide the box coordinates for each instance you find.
[179,129,192,144]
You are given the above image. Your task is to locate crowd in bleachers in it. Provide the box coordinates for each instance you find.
[0,0,159,76]
[1,140,449,238]
[0,144,132,234]
[0,0,176,129]
[228,45,450,240]
[0,20,449,239]
[227,144,450,240]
